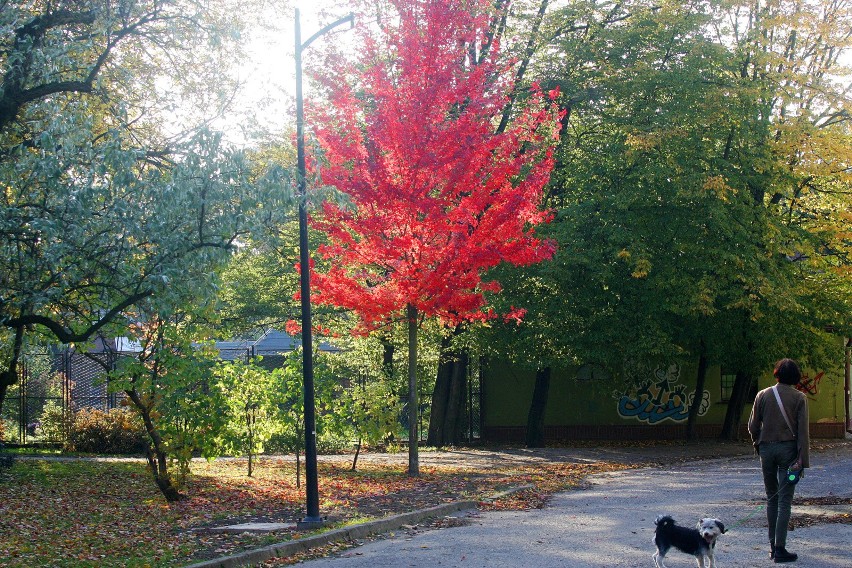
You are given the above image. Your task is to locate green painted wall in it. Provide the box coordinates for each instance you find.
[483,357,845,428]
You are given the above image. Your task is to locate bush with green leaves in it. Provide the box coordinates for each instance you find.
[38,400,71,444]
[211,359,280,476]
[215,350,345,472]
[68,407,147,455]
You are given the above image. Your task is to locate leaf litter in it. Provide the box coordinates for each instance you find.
[0,455,624,567]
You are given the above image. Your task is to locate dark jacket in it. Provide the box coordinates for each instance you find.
[748,382,810,468]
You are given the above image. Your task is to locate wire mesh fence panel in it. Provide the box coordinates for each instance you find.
[253,349,290,371]
[67,352,118,411]
[0,350,125,444]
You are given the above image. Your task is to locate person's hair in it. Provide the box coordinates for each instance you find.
[773,358,802,385]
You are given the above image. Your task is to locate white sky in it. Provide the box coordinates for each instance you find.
[218,1,352,146]
[218,1,851,147]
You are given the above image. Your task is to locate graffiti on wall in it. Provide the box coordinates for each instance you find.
[617,363,711,424]
[796,371,824,398]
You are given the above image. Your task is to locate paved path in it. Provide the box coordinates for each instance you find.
[299,442,852,568]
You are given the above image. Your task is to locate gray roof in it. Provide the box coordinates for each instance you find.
[215,329,340,355]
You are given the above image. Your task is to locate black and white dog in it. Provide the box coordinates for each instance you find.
[652,515,726,568]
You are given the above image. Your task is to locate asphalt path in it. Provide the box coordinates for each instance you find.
[299,442,852,568]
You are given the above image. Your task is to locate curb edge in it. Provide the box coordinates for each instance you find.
[183,500,479,568]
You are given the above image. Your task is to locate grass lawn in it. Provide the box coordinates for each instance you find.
[0,454,626,567]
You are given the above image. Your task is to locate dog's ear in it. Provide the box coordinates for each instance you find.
[716,520,726,534]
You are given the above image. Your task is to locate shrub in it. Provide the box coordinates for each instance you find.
[68,408,147,455]
[39,401,71,444]
[1,417,18,443]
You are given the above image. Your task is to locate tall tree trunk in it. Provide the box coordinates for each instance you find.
[719,370,756,440]
[686,350,708,440]
[380,334,396,446]
[427,327,469,447]
[496,0,550,134]
[427,334,453,446]
[381,334,395,380]
[525,367,551,448]
[0,325,25,414]
[442,349,468,445]
[126,387,186,502]
[407,304,419,477]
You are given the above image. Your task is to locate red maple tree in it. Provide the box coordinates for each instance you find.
[306,0,560,473]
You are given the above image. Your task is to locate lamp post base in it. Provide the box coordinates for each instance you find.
[296,516,326,530]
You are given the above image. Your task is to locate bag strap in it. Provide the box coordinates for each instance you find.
[772,385,796,436]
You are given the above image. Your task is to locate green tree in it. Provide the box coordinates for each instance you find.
[709,0,852,435]
[213,359,281,477]
[487,0,850,441]
[109,310,222,502]
[324,334,404,469]
[0,1,279,410]
[265,349,341,487]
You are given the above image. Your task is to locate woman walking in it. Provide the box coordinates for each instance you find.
[748,358,810,563]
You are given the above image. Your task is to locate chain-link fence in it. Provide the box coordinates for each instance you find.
[1,350,126,445]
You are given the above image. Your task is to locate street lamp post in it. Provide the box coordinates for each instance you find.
[294,8,354,527]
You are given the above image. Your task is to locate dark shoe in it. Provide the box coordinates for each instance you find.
[774,547,798,563]
[769,543,776,559]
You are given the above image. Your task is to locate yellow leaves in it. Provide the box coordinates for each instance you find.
[771,116,852,181]
[702,175,736,201]
[617,249,651,278]
[631,258,652,279]
[624,133,660,153]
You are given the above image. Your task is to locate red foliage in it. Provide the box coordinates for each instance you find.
[307,0,560,330]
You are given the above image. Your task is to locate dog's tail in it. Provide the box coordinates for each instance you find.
[655,515,675,528]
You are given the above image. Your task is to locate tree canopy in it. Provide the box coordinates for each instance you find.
[484,0,851,437]
[0,1,284,408]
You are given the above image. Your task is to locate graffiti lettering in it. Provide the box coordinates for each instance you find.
[796,371,824,398]
[617,363,710,424]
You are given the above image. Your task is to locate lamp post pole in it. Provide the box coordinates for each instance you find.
[294,7,354,527]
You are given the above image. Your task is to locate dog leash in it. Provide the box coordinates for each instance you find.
[727,477,796,531]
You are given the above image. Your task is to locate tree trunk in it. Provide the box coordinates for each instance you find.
[427,328,469,447]
[525,367,551,448]
[0,373,13,416]
[427,335,453,446]
[0,326,25,413]
[442,348,468,445]
[380,334,397,446]
[686,351,708,440]
[381,334,395,380]
[719,370,755,440]
[351,436,361,471]
[126,387,186,502]
[407,304,419,476]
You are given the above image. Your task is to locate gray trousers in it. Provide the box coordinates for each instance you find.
[759,440,798,547]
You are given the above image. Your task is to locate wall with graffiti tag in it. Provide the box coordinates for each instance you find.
[480,343,848,439]
[617,363,711,424]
